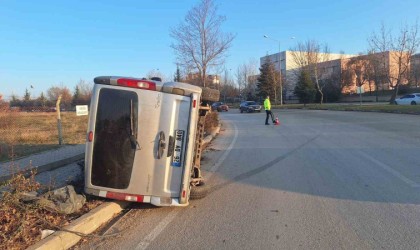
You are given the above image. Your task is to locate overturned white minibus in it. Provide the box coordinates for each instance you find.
[84,76,217,206]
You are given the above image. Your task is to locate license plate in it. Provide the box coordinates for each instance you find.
[171,130,184,167]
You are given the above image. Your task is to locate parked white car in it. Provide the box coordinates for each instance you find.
[394,93,420,105]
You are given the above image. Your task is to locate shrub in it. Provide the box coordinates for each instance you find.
[204,111,219,134]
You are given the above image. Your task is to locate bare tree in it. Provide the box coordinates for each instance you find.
[235,63,251,96]
[219,68,237,101]
[365,51,388,101]
[170,0,234,88]
[237,59,259,100]
[343,56,370,91]
[220,68,229,100]
[369,22,420,103]
[47,85,72,108]
[76,79,93,101]
[291,40,331,104]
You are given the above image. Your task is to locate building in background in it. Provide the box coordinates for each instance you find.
[411,53,420,88]
[319,51,413,95]
[208,74,220,88]
[261,50,418,103]
[185,73,220,89]
[260,51,355,101]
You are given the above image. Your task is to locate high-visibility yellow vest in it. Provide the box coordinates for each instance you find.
[264,98,271,110]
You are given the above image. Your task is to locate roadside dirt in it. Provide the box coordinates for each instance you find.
[0,169,104,250]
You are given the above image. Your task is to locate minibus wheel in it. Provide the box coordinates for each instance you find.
[190,182,210,200]
[201,88,220,102]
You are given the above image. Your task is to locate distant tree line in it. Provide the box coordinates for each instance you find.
[2,80,92,111]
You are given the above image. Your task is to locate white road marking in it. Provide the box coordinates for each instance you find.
[360,152,420,188]
[135,209,179,250]
[207,123,238,178]
[135,122,239,250]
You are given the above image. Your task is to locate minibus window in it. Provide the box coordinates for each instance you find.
[91,88,138,189]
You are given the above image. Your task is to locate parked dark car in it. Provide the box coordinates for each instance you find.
[239,101,262,113]
[211,102,229,112]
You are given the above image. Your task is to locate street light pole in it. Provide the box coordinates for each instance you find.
[278,41,282,106]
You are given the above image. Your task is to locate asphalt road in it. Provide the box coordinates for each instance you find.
[78,109,420,250]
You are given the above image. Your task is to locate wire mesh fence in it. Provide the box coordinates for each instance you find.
[0,107,88,163]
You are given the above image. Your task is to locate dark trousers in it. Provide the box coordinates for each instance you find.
[265,110,274,124]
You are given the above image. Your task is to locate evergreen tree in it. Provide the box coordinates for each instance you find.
[294,70,316,106]
[174,65,182,82]
[24,88,31,101]
[72,85,81,106]
[38,92,47,107]
[23,88,32,108]
[257,58,277,100]
[10,94,20,107]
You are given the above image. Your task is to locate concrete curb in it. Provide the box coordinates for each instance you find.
[0,153,85,183]
[28,201,130,250]
[202,124,221,148]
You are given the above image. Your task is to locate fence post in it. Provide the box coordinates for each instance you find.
[56,95,63,145]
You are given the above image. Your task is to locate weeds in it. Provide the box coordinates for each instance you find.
[204,111,219,134]
[0,165,53,250]
[0,162,102,250]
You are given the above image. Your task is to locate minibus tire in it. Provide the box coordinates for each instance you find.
[190,182,210,200]
[201,88,220,102]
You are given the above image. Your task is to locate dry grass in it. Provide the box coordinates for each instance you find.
[60,113,89,144]
[0,111,88,162]
[0,167,103,250]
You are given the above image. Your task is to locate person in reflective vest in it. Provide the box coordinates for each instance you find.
[264,95,275,125]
